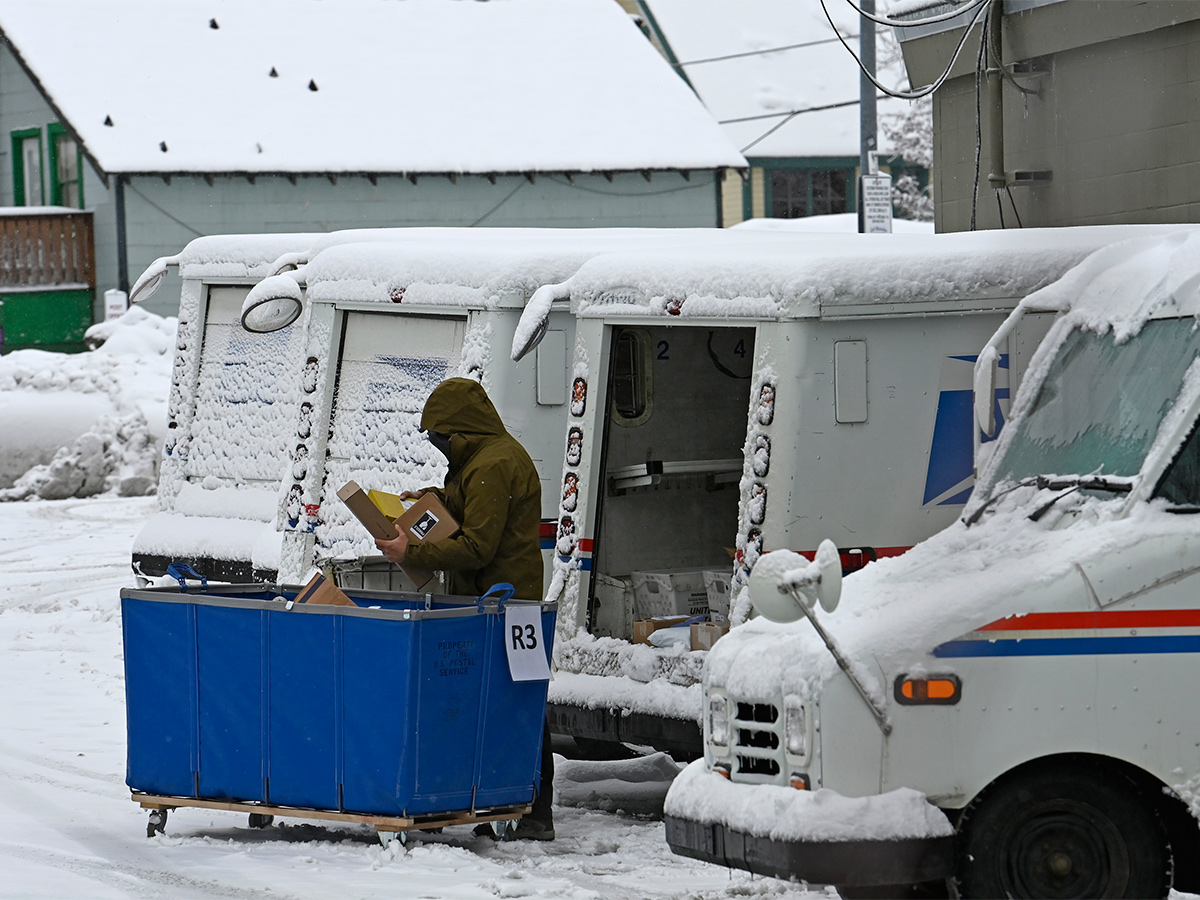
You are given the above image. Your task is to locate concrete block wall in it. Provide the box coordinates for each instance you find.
[932,16,1200,233]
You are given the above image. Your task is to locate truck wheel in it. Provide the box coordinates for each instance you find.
[954,763,1171,899]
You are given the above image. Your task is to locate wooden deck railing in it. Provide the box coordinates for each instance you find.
[0,209,95,289]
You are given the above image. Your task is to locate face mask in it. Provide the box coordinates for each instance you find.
[427,431,452,462]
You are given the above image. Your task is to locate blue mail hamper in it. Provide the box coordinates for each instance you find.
[122,581,555,833]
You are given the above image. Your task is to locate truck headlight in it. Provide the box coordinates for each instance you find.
[707,694,730,749]
[784,697,807,757]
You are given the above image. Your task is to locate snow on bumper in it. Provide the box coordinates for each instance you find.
[663,760,954,887]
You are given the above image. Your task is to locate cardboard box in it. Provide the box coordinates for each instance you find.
[295,571,356,607]
[631,568,709,619]
[395,492,458,544]
[394,492,459,590]
[632,615,693,645]
[337,482,459,591]
[337,480,400,541]
[690,620,730,651]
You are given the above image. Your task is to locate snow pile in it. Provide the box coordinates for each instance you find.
[666,760,953,842]
[732,213,933,234]
[0,306,174,500]
[550,631,706,723]
[556,752,683,816]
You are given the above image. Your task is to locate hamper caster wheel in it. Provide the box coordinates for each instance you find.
[474,819,517,841]
[147,808,168,837]
[248,813,274,828]
[377,830,408,848]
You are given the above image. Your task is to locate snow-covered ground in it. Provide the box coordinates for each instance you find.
[0,496,833,900]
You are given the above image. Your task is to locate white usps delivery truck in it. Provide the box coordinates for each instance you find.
[129,227,781,587]
[662,228,1200,897]
[523,225,1188,760]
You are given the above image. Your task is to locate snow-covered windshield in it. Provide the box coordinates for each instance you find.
[991,317,1200,488]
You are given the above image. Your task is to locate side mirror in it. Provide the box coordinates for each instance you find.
[512,316,548,363]
[512,281,569,362]
[129,256,179,305]
[749,541,842,623]
[268,251,309,276]
[973,345,998,439]
[241,274,304,333]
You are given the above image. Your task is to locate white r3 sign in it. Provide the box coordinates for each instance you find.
[504,604,551,682]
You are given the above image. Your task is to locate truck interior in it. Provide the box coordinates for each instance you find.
[588,324,756,639]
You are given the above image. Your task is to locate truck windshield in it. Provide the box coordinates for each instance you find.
[990,317,1200,490]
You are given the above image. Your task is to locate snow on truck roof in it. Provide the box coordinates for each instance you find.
[295,228,803,307]
[0,0,744,176]
[172,226,767,284]
[168,216,919,281]
[1011,227,1200,337]
[561,224,1200,317]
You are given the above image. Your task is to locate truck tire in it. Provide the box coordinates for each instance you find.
[954,762,1171,899]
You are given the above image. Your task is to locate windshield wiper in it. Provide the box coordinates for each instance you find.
[966,474,1133,527]
[1028,475,1133,522]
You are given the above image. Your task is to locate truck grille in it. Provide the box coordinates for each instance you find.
[733,701,782,780]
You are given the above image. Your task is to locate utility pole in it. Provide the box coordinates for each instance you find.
[859,0,877,182]
[858,0,892,233]
[858,0,877,232]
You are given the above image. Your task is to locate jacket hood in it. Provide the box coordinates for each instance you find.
[420,377,506,437]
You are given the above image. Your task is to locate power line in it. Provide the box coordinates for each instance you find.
[720,98,860,126]
[819,0,990,99]
[675,36,854,69]
[470,180,524,226]
[127,181,205,237]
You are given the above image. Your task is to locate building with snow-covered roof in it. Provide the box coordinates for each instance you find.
[635,0,929,226]
[0,0,744,323]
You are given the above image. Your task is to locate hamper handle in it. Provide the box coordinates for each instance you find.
[166,562,209,593]
[476,582,516,611]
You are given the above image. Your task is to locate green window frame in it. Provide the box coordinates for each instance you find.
[759,158,858,220]
[47,123,84,208]
[11,127,44,206]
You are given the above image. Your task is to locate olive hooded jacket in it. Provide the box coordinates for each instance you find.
[405,378,544,601]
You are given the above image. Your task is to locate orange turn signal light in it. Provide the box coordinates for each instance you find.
[894,674,961,705]
[789,773,810,790]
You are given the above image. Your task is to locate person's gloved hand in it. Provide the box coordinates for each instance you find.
[375,528,410,564]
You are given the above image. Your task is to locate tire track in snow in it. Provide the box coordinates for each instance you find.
[0,739,124,800]
[0,841,305,900]
[0,745,304,900]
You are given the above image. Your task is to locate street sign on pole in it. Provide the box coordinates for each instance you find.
[860,173,894,233]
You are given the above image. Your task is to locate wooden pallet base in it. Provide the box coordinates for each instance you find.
[132,792,530,833]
